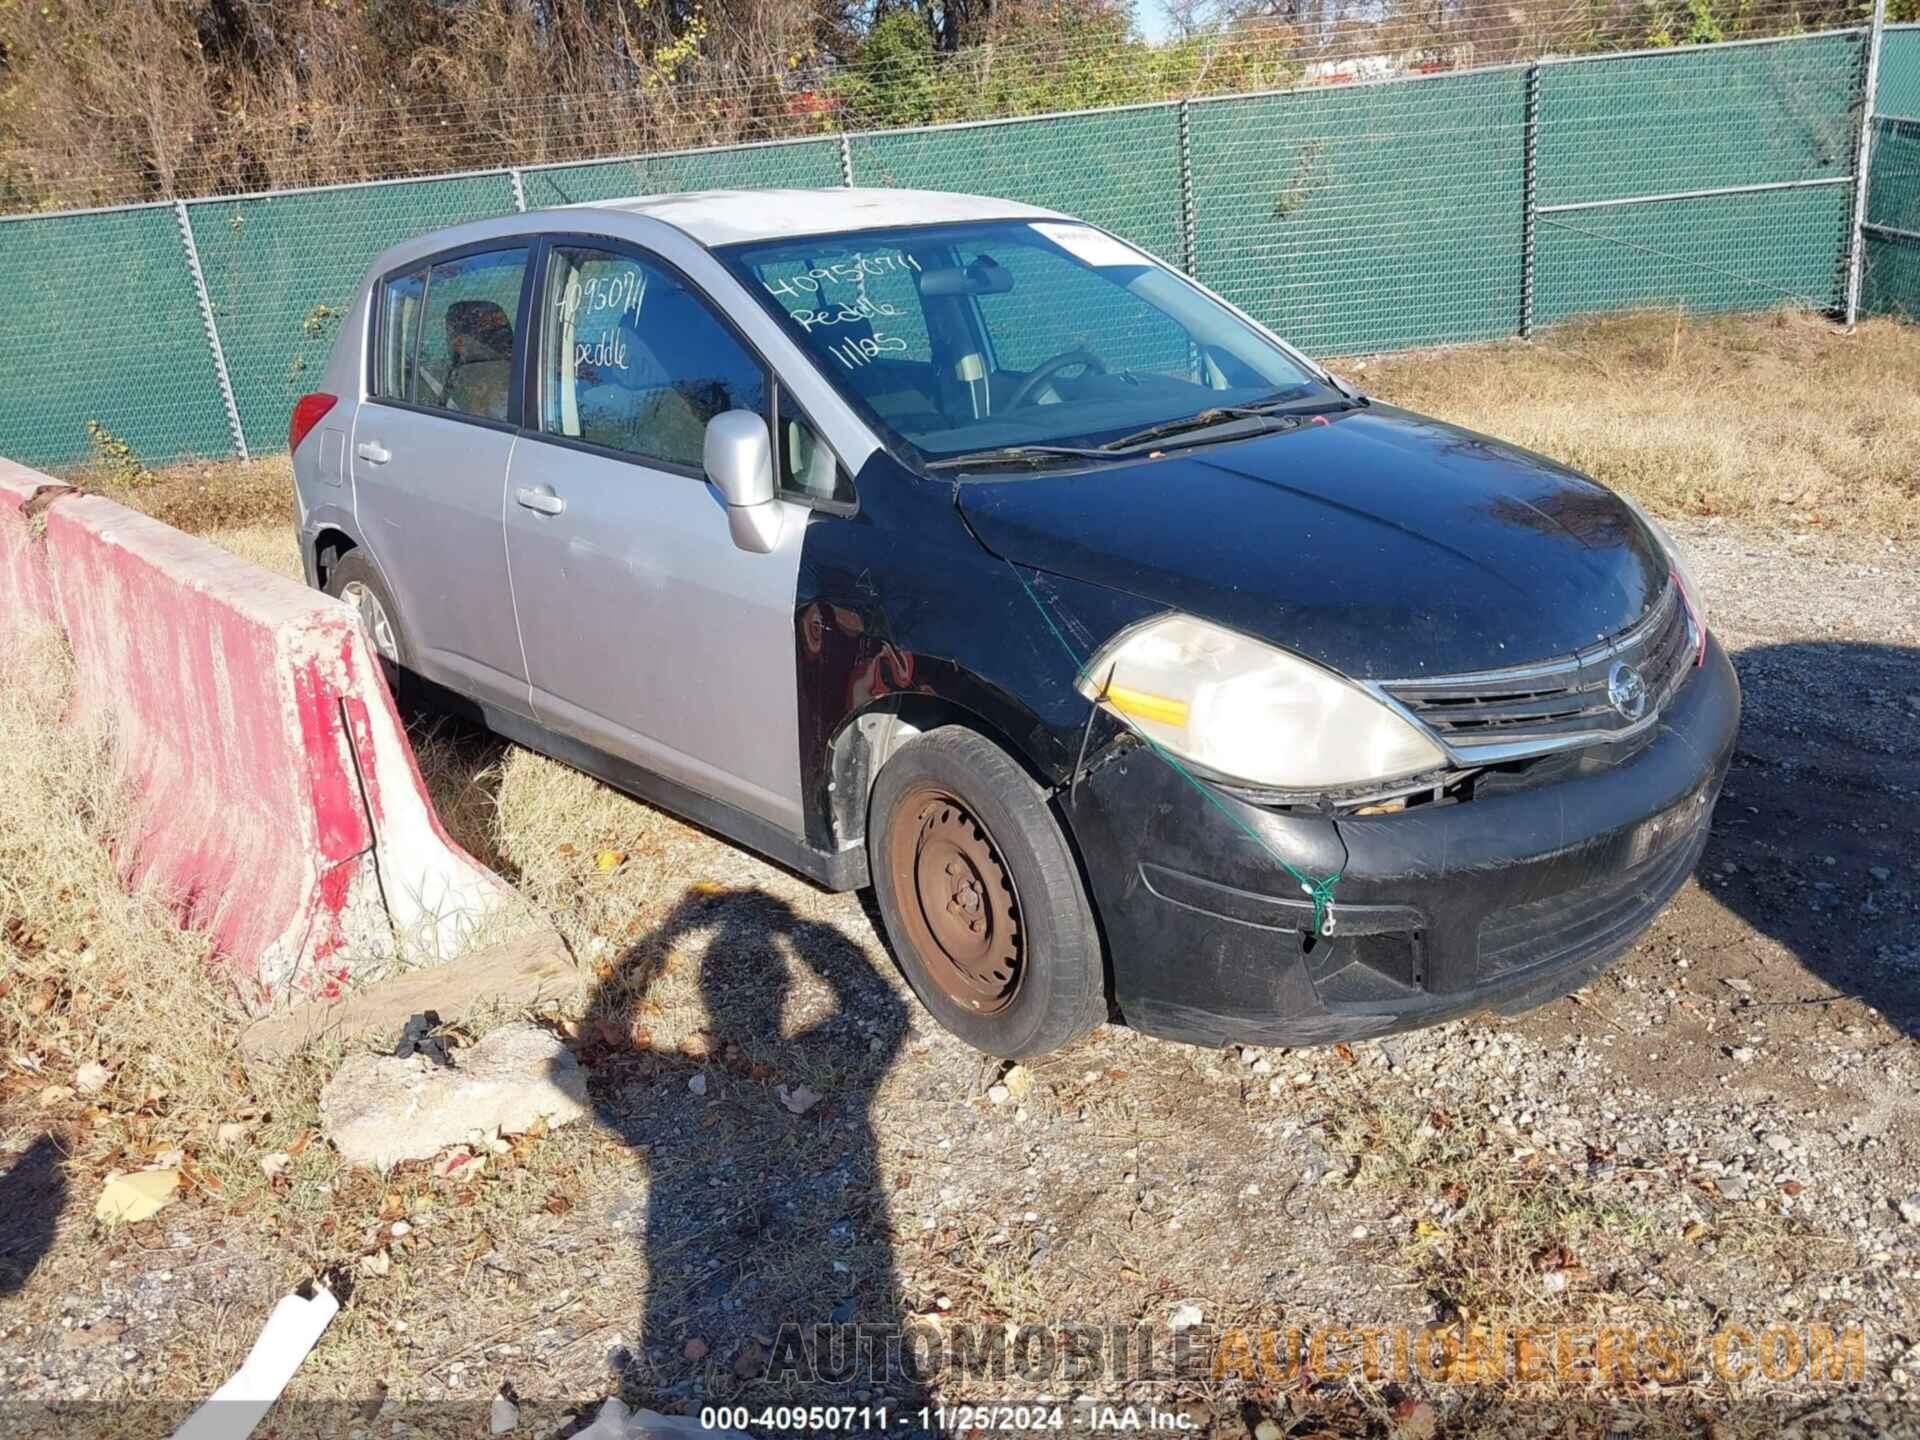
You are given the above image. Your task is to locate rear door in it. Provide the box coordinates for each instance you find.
[352,244,532,713]
[503,239,810,835]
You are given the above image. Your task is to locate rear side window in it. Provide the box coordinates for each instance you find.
[376,268,426,402]
[413,248,529,422]
[539,245,766,470]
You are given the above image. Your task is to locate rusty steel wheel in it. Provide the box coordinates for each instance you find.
[869,728,1105,1059]
[885,787,1025,1013]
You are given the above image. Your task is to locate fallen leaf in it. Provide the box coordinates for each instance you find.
[286,1129,314,1158]
[595,849,627,872]
[37,1084,74,1109]
[543,1192,575,1215]
[776,1083,823,1116]
[73,1061,111,1095]
[361,1249,392,1277]
[95,1169,180,1224]
[733,1338,767,1378]
[1001,1065,1033,1101]
[259,1152,291,1181]
[557,843,577,857]
[435,1147,483,1180]
[214,1122,249,1151]
[1334,1042,1357,1066]
[691,880,727,895]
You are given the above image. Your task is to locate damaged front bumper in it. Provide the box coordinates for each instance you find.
[1065,636,1741,1049]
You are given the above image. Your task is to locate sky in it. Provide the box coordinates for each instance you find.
[1137,0,1179,42]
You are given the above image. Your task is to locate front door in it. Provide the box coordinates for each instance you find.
[503,241,808,836]
[352,244,531,713]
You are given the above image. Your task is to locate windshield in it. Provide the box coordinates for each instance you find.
[716,220,1327,466]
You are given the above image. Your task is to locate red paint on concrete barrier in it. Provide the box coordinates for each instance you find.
[0,459,63,634]
[0,460,518,1013]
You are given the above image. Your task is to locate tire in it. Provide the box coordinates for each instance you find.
[868,726,1105,1059]
[324,550,411,691]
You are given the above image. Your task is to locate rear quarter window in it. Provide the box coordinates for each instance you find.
[376,268,427,402]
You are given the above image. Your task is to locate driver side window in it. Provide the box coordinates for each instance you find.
[540,245,766,470]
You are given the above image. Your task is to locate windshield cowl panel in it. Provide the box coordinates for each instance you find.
[716,219,1329,474]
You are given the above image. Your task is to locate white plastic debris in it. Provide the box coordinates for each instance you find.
[170,1283,339,1440]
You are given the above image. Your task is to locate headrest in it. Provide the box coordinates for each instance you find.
[447,300,514,363]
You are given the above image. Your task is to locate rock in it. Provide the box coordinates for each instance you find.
[1763,1133,1794,1156]
[320,1023,590,1169]
[1729,1046,1756,1064]
[1168,1301,1203,1332]
[683,1338,708,1362]
[1870,866,1892,882]
[776,1084,822,1115]
[687,1073,707,1097]
[1718,1174,1750,1201]
[94,1170,179,1224]
[987,1084,1011,1106]
[490,1391,520,1434]
[1898,1195,1920,1226]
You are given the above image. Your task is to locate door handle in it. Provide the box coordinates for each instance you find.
[356,441,391,465]
[515,486,566,517]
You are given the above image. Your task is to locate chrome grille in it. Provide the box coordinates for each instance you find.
[1380,581,1695,755]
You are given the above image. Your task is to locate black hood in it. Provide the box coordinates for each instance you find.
[956,404,1669,680]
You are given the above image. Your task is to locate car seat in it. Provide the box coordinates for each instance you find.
[445,300,515,420]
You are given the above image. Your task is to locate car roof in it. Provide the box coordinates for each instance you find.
[573,187,1070,247]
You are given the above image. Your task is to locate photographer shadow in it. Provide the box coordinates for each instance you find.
[570,886,924,1419]
[1694,640,1919,1037]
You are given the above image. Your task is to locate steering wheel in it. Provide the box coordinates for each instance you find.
[1007,347,1108,410]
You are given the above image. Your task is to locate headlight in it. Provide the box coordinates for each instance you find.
[1075,614,1446,791]
[1618,493,1708,666]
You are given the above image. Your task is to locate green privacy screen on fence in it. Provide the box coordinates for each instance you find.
[0,205,233,466]
[1534,34,1862,321]
[1188,68,1528,355]
[1864,28,1920,319]
[189,173,520,458]
[0,27,1912,469]
[850,106,1186,266]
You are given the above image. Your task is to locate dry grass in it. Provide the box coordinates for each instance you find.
[1348,308,1920,539]
[68,454,296,539]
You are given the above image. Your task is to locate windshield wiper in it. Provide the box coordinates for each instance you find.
[1101,406,1299,454]
[924,443,1116,471]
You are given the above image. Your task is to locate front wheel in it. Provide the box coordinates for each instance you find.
[868,727,1105,1059]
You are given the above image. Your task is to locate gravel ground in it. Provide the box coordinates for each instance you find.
[3,516,1917,1439]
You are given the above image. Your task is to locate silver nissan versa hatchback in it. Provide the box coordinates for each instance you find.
[291,188,1739,1060]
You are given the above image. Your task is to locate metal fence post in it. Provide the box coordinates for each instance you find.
[1845,0,1889,326]
[509,167,528,212]
[173,199,249,462]
[839,133,855,187]
[1521,63,1541,339]
[1178,98,1197,276]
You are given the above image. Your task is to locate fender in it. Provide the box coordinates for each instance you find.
[793,450,1160,854]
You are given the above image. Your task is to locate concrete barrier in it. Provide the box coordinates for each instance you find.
[0,459,65,634]
[1,462,519,1013]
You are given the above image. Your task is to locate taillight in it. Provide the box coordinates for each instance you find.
[290,393,338,453]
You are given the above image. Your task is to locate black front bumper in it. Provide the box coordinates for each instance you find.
[1065,636,1741,1048]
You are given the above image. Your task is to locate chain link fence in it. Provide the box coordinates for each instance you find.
[1,19,1915,471]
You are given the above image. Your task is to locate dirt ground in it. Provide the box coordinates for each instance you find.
[3,313,1918,1438]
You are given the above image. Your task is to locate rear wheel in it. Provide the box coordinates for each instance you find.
[869,727,1105,1059]
[325,551,409,691]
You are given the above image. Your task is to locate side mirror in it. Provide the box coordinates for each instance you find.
[703,409,782,553]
